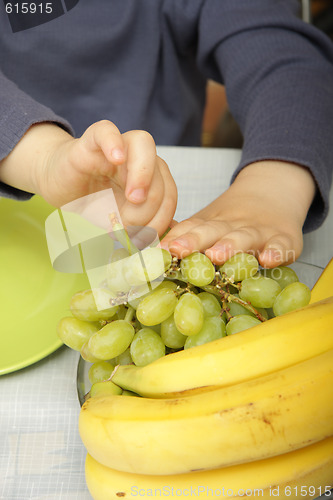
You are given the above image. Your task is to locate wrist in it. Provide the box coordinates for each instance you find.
[233,161,316,227]
[0,122,72,197]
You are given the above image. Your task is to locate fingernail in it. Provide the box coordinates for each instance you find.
[170,238,188,248]
[111,148,124,161]
[209,244,230,253]
[261,248,283,265]
[128,188,146,203]
[206,244,232,264]
[159,241,169,250]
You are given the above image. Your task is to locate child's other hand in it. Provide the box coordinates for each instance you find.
[34,121,177,235]
[161,161,316,268]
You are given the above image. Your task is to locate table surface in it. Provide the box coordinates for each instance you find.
[1,147,332,500]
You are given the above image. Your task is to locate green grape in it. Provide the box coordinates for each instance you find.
[148,247,172,273]
[140,322,161,335]
[80,341,100,363]
[220,253,259,282]
[90,380,122,398]
[88,320,135,360]
[57,317,99,351]
[184,316,226,349]
[70,289,118,322]
[173,292,204,336]
[239,275,281,308]
[226,314,261,335]
[111,248,130,262]
[197,292,222,317]
[128,280,177,310]
[273,281,311,316]
[158,280,178,291]
[136,287,177,326]
[261,266,299,290]
[106,252,130,293]
[88,360,115,385]
[180,252,216,287]
[112,347,133,365]
[160,315,187,349]
[130,328,166,367]
[125,247,172,287]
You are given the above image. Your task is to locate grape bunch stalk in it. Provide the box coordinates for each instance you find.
[57,244,311,398]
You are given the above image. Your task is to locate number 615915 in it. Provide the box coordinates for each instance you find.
[5,3,53,14]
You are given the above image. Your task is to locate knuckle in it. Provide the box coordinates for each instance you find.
[133,130,156,147]
[96,119,120,135]
[147,187,161,206]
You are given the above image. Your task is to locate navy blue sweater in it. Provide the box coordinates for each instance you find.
[1,0,333,232]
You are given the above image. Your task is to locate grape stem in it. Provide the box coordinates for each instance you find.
[219,273,241,291]
[164,258,187,283]
[201,284,222,298]
[109,213,139,255]
[164,256,266,322]
[218,288,267,322]
[221,299,233,322]
[124,305,135,324]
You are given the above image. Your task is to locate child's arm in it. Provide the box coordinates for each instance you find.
[0,120,177,235]
[161,160,316,268]
[0,118,317,268]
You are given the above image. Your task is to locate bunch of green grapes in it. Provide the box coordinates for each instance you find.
[57,249,311,396]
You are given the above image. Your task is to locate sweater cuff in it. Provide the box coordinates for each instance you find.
[0,106,74,200]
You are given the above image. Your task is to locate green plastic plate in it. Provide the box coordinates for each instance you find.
[0,195,88,375]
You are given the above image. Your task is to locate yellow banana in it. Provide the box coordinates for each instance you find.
[85,436,333,500]
[79,349,333,475]
[111,296,333,398]
[310,258,333,304]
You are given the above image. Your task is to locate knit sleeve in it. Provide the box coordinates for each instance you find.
[197,0,333,232]
[0,70,73,200]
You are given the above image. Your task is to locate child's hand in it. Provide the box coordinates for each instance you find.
[161,161,316,268]
[0,121,177,235]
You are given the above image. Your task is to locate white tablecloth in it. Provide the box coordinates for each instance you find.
[1,147,332,499]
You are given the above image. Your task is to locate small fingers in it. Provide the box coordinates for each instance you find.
[122,130,157,204]
[205,226,263,264]
[143,158,178,235]
[161,219,232,260]
[258,233,303,268]
[162,218,301,268]
[120,157,177,236]
[82,120,126,165]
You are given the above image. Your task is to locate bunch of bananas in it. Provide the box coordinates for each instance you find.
[79,259,333,500]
